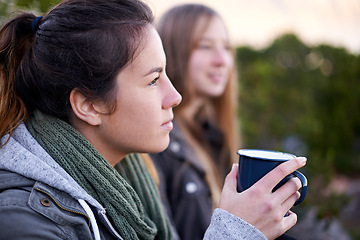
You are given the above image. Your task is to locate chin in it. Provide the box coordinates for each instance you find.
[156,135,170,152]
[146,138,170,154]
[156,142,170,153]
[204,88,226,98]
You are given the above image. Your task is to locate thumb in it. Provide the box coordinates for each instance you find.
[223,163,239,192]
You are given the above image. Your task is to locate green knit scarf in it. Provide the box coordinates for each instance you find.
[26,110,172,240]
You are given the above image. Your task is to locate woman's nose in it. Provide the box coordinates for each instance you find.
[163,77,182,109]
[212,48,231,66]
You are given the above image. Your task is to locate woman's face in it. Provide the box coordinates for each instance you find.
[188,16,233,98]
[94,26,182,164]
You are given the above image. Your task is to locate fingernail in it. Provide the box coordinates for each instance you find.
[296,157,307,165]
[232,163,238,170]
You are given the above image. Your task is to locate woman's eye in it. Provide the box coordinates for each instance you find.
[224,45,232,51]
[198,44,211,49]
[149,77,159,86]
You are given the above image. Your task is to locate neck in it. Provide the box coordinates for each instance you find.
[71,118,126,166]
[180,97,206,121]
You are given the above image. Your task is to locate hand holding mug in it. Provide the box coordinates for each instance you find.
[237,149,308,206]
[218,153,307,239]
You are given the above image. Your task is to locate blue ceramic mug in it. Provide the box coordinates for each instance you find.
[237,149,308,206]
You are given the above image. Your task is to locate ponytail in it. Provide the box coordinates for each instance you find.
[0,13,36,145]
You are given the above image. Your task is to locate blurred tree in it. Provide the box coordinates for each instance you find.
[236,33,360,181]
[0,0,58,23]
[310,45,360,176]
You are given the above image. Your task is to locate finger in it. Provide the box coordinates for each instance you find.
[276,177,302,205]
[278,179,302,216]
[282,210,298,231]
[268,210,298,239]
[256,157,307,191]
[282,191,301,215]
[222,163,238,192]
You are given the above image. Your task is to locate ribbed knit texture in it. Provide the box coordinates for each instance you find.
[26,110,172,240]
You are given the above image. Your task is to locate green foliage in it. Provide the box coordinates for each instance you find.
[0,0,58,23]
[316,193,351,219]
[11,0,57,13]
[236,33,360,180]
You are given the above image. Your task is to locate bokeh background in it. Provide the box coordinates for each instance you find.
[1,0,359,239]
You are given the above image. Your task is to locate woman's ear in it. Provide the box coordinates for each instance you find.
[69,89,102,126]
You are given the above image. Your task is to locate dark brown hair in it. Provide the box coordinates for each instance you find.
[0,0,154,144]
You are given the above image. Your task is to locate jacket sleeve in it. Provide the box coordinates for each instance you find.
[204,208,267,240]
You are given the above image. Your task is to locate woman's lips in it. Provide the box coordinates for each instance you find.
[161,119,173,130]
[209,73,226,84]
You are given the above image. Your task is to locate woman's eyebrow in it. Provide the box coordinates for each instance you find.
[144,67,163,76]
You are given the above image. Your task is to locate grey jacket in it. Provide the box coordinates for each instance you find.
[0,123,266,240]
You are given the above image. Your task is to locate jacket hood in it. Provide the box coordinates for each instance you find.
[0,123,104,210]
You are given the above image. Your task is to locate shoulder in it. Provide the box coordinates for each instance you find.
[0,170,92,239]
[0,170,35,206]
[0,170,63,238]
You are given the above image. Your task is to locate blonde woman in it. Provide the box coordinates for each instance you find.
[150,4,303,240]
[150,4,239,239]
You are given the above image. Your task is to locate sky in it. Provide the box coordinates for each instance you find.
[145,0,360,54]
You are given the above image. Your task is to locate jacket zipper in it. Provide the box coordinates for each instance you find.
[35,187,91,227]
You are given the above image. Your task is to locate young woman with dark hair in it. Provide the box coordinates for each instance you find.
[0,0,306,239]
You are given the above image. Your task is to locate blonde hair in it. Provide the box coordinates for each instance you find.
[157,4,240,207]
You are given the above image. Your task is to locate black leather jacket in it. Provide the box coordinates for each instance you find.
[150,121,217,240]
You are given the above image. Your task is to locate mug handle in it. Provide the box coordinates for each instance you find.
[292,170,308,206]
